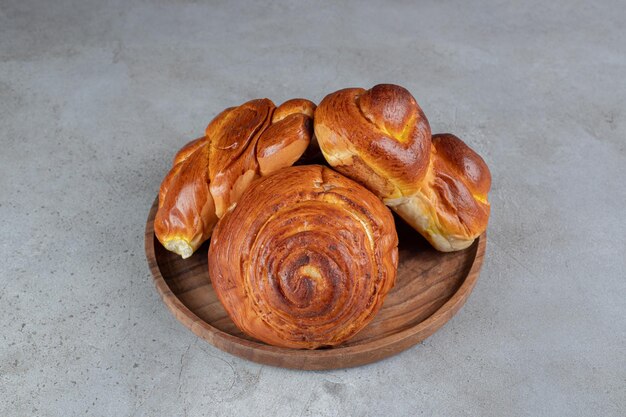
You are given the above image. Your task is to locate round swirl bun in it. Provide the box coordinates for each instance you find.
[208,165,398,349]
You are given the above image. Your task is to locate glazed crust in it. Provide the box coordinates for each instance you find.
[429,133,491,238]
[208,165,399,349]
[314,84,491,251]
[154,137,217,259]
[314,85,431,199]
[154,98,315,258]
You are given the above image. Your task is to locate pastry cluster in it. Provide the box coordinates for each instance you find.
[154,84,491,349]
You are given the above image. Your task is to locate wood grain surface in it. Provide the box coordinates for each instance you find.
[145,197,486,370]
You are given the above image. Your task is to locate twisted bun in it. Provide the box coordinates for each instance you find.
[154,98,315,258]
[154,137,217,259]
[315,84,491,251]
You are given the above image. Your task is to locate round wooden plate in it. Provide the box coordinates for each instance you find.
[145,197,486,370]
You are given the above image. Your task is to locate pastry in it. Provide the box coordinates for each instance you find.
[154,98,316,258]
[208,165,398,349]
[314,84,491,251]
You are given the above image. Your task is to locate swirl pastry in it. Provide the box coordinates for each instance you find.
[208,165,398,349]
[154,98,316,258]
[314,84,491,251]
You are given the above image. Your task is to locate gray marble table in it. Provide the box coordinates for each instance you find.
[1,0,624,416]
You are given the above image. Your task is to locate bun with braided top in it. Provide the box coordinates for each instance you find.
[314,84,491,251]
[154,98,316,258]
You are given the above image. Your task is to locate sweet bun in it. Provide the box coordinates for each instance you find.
[208,165,398,349]
[315,84,491,251]
[155,98,315,258]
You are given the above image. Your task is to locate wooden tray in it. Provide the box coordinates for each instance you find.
[145,197,486,370]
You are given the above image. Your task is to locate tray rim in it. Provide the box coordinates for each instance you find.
[145,197,486,370]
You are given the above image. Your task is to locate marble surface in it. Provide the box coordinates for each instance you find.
[1,0,625,416]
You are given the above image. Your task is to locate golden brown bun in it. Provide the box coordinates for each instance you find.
[154,137,217,259]
[314,84,491,251]
[208,165,398,349]
[206,98,316,217]
[154,98,315,258]
[313,85,431,199]
[389,133,491,251]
